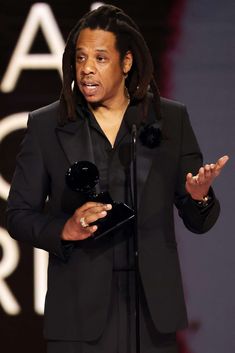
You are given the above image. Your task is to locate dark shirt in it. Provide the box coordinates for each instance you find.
[78,104,135,270]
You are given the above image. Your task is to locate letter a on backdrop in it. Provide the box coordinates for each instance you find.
[0,3,65,93]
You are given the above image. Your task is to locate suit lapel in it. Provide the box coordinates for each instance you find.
[135,142,156,211]
[55,118,95,166]
[126,104,157,211]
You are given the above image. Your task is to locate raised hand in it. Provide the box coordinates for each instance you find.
[185,155,229,200]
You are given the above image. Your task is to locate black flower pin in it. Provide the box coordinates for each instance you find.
[139,121,162,148]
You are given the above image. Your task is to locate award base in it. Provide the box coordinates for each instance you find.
[88,192,135,239]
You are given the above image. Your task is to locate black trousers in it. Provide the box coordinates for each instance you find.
[47,271,178,353]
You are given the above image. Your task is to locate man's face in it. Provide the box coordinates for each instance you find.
[75,28,130,107]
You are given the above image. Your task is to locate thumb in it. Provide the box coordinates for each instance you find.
[215,155,229,172]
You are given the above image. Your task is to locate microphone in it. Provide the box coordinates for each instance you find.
[131,124,137,212]
[132,124,137,143]
[131,123,140,353]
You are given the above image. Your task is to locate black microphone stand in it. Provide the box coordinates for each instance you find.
[131,124,140,353]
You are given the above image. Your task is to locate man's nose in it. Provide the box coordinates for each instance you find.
[82,58,96,75]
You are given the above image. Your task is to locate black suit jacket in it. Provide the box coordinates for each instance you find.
[6,96,220,341]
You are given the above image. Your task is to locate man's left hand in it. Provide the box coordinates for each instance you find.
[185,155,229,200]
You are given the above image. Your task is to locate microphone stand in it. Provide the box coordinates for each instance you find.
[131,124,140,353]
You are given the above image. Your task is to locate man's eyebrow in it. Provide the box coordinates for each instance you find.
[75,48,109,53]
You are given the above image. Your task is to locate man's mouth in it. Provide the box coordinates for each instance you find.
[81,82,98,88]
[80,81,99,96]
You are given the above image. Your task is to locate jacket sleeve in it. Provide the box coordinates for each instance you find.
[6,114,71,261]
[174,106,220,234]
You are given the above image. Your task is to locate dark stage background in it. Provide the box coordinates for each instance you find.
[0,1,234,352]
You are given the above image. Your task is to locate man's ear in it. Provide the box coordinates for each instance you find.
[123,51,133,75]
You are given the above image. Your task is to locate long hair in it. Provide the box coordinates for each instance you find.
[59,4,161,125]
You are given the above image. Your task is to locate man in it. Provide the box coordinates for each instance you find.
[6,4,228,353]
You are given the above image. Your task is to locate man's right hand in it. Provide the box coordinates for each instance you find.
[61,202,112,241]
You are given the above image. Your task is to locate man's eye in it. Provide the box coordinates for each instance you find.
[76,55,85,62]
[97,56,106,62]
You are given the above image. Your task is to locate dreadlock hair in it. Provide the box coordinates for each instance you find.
[59,4,161,125]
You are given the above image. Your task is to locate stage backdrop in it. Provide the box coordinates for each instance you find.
[0,1,234,352]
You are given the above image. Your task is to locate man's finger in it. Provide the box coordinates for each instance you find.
[215,155,229,172]
[186,173,193,182]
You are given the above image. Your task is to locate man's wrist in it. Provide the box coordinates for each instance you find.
[194,194,212,207]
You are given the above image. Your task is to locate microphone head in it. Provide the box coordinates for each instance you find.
[131,124,137,133]
[66,160,99,193]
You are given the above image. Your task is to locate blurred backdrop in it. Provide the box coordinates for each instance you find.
[0,1,234,352]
